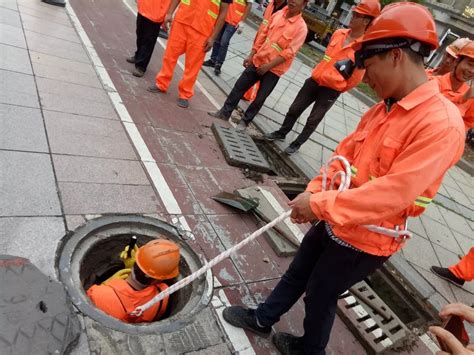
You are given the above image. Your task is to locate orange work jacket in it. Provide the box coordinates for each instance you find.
[252,6,307,76]
[311,29,364,92]
[138,0,170,23]
[306,80,465,256]
[87,279,169,323]
[226,0,247,26]
[253,0,277,44]
[174,0,222,37]
[434,73,473,130]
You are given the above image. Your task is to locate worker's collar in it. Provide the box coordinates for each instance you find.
[284,7,303,22]
[395,79,440,111]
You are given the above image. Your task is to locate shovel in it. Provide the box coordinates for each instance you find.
[212,191,299,251]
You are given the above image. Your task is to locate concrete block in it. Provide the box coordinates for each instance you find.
[0,103,48,152]
[32,62,102,88]
[0,22,26,48]
[21,14,80,43]
[0,43,31,74]
[30,51,96,75]
[0,69,39,108]
[58,182,162,215]
[0,150,61,216]
[36,76,109,104]
[0,7,21,27]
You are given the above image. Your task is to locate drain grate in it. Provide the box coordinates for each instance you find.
[212,123,271,173]
[337,280,409,354]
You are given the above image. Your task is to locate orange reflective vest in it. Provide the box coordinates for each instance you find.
[137,0,170,23]
[434,73,473,131]
[306,80,465,256]
[311,29,364,93]
[226,0,247,26]
[174,0,222,37]
[253,0,276,43]
[87,279,169,323]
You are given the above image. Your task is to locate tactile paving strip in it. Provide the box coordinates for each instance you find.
[212,123,272,173]
[337,280,409,354]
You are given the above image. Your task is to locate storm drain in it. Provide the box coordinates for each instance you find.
[337,280,408,354]
[56,215,212,335]
[212,123,271,173]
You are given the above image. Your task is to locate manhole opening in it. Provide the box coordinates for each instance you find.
[255,140,303,179]
[57,216,212,334]
[80,233,193,321]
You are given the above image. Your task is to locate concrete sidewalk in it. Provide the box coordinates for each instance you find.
[202,9,474,308]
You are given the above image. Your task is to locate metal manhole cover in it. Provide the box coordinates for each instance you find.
[212,123,271,173]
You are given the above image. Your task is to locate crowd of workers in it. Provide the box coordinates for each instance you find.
[86,0,474,353]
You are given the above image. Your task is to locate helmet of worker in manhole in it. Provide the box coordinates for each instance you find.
[86,239,180,323]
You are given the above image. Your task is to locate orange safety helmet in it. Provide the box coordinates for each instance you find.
[135,239,180,280]
[353,0,381,19]
[358,2,439,50]
[446,38,471,58]
[457,40,474,59]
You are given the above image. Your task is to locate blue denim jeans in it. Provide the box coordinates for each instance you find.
[210,22,237,65]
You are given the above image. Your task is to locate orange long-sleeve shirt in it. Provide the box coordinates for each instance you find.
[434,73,473,131]
[306,80,465,256]
[311,29,365,92]
[251,7,307,77]
[138,0,170,23]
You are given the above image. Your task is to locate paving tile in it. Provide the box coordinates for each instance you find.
[30,51,96,75]
[421,215,460,253]
[408,216,428,239]
[0,0,18,11]
[0,103,48,152]
[0,22,26,48]
[0,7,21,27]
[32,62,102,88]
[452,231,474,255]
[402,234,438,271]
[451,284,474,304]
[41,92,118,118]
[21,14,81,43]
[58,182,162,215]
[44,111,136,159]
[0,150,61,216]
[439,208,472,238]
[18,4,71,27]
[0,217,65,279]
[444,185,472,207]
[0,69,39,107]
[65,215,87,232]
[208,214,281,282]
[24,30,89,63]
[0,43,31,75]
[422,203,446,225]
[432,243,463,270]
[53,155,149,184]
[413,265,456,303]
[36,77,109,104]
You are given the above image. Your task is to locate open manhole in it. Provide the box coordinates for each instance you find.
[56,215,212,334]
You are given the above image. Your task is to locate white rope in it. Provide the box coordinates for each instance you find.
[130,155,411,317]
[130,210,292,317]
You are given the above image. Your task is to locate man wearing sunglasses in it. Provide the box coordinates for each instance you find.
[222,3,465,354]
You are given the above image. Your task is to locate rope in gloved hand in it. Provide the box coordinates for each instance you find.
[129,155,411,317]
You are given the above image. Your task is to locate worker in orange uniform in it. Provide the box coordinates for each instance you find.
[264,0,380,155]
[426,37,470,77]
[126,0,171,77]
[208,0,308,130]
[243,0,287,102]
[147,0,231,108]
[222,3,465,354]
[431,247,474,287]
[87,239,180,323]
[434,40,474,131]
[202,0,253,76]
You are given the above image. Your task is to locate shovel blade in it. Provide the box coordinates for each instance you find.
[212,192,259,212]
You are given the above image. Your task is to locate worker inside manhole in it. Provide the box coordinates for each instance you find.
[86,238,180,323]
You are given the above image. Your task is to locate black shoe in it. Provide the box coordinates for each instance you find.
[147,85,165,93]
[214,64,222,76]
[284,143,300,155]
[203,59,216,67]
[208,110,228,120]
[265,131,285,141]
[132,67,145,77]
[222,306,271,338]
[177,98,189,108]
[431,266,465,287]
[126,56,136,64]
[273,332,305,355]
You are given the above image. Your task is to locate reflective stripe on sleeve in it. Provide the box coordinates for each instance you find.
[350,165,358,178]
[271,42,282,52]
[208,9,218,19]
[414,196,432,208]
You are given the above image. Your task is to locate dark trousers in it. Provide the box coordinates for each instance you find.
[256,222,389,354]
[210,22,238,65]
[134,13,162,71]
[221,65,280,123]
[278,77,340,146]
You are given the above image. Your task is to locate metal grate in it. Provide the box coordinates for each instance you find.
[212,123,271,173]
[337,280,409,354]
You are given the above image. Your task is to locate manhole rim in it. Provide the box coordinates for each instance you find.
[56,214,213,335]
